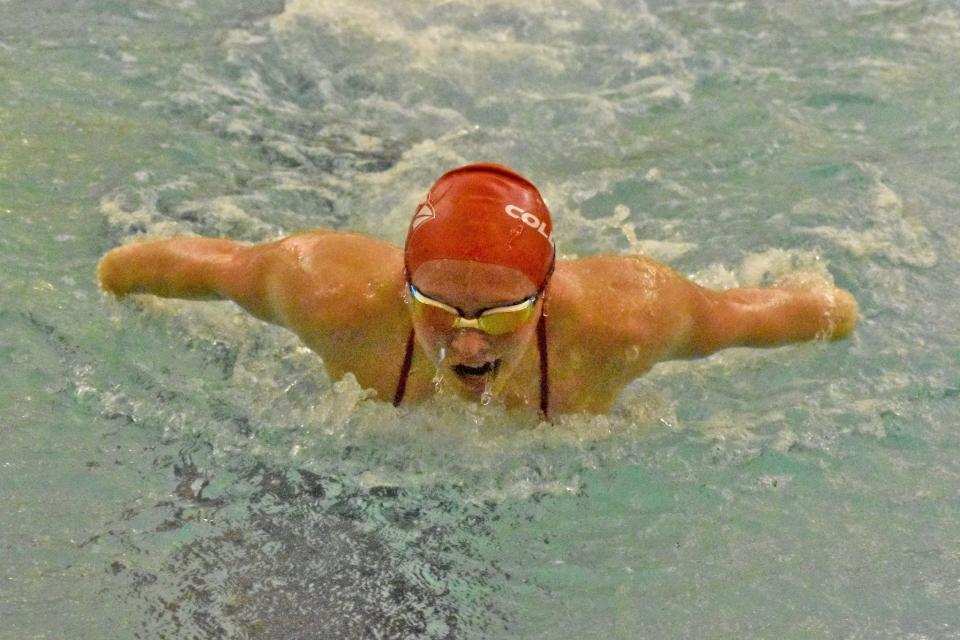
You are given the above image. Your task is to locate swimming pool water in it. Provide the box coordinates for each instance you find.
[3,0,960,637]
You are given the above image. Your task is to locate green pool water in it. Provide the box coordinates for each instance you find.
[3,1,960,638]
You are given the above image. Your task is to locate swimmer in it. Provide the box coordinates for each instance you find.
[97,163,858,417]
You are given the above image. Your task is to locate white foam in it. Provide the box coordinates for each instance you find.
[616,205,697,261]
[547,166,701,259]
[688,263,740,290]
[686,248,832,291]
[805,176,938,268]
[270,0,694,117]
[272,0,565,73]
[738,248,832,287]
[100,177,282,242]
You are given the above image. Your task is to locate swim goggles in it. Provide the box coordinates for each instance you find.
[408,284,538,336]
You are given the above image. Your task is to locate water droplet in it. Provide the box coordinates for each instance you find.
[432,347,448,394]
[480,375,497,406]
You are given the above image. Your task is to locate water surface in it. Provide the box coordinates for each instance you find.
[2,1,960,638]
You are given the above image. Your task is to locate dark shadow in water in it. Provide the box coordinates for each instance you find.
[105,457,505,640]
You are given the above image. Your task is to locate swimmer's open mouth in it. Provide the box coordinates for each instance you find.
[452,360,501,378]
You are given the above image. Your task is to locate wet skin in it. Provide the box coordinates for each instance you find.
[408,259,541,401]
[98,230,859,416]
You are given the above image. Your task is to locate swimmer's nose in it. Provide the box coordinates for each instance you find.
[448,329,492,362]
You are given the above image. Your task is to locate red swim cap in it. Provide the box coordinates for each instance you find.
[404,163,555,288]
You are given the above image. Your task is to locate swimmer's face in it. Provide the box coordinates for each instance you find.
[408,259,542,400]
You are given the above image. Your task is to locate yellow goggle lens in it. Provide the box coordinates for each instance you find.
[409,285,537,336]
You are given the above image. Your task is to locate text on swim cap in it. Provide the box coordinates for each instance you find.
[504,204,554,246]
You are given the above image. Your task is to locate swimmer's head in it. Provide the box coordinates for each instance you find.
[404,163,555,290]
[404,164,555,401]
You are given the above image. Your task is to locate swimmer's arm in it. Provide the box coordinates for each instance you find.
[98,237,243,300]
[678,280,859,358]
[98,237,289,323]
[98,232,404,327]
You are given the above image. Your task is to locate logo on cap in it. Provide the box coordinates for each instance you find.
[411,199,435,231]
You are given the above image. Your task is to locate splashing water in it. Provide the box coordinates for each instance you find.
[5,0,960,638]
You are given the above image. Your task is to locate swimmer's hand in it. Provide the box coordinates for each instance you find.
[772,272,859,341]
[825,287,859,341]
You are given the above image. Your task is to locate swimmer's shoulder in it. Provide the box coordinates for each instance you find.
[281,229,401,260]
[256,229,406,329]
[547,255,692,354]
[550,254,680,308]
[270,229,403,280]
